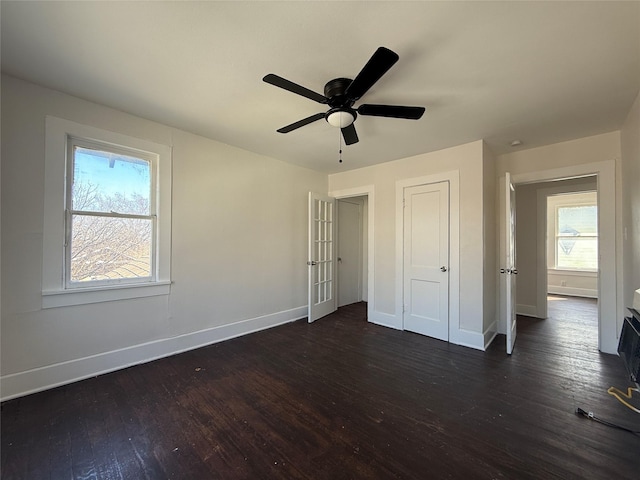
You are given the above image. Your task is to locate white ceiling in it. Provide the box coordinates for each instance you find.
[2,1,639,174]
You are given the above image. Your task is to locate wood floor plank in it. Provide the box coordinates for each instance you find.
[2,297,639,479]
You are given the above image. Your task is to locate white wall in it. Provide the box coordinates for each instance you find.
[621,92,640,310]
[547,270,597,298]
[514,182,540,314]
[497,133,621,174]
[1,75,327,400]
[497,132,622,353]
[329,140,490,349]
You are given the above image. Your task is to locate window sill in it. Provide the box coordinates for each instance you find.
[547,269,597,277]
[42,281,171,309]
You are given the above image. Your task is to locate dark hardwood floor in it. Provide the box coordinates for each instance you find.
[2,298,639,479]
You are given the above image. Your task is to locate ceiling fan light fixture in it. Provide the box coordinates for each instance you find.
[326,110,355,128]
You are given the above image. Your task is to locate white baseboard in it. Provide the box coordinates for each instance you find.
[548,286,597,298]
[516,304,539,317]
[451,328,485,351]
[368,310,485,350]
[0,306,307,402]
[368,310,402,330]
[483,320,498,350]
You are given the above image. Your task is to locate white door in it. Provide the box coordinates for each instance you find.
[337,199,362,307]
[501,172,517,354]
[403,182,449,341]
[308,192,337,322]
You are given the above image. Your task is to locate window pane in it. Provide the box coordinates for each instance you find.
[73,147,151,215]
[556,237,598,270]
[70,214,152,282]
[557,205,597,235]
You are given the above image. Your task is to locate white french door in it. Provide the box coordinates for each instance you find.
[308,192,337,322]
[403,182,450,341]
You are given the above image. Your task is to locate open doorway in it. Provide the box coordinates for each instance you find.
[330,185,375,324]
[337,196,368,308]
[514,175,603,351]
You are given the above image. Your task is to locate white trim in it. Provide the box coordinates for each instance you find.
[548,192,598,271]
[394,171,461,344]
[547,286,598,298]
[42,282,172,308]
[329,185,375,324]
[483,321,498,350]
[43,116,172,305]
[455,328,485,351]
[512,160,618,354]
[548,269,597,277]
[368,310,402,330]
[0,305,306,401]
[536,188,549,319]
[516,304,539,317]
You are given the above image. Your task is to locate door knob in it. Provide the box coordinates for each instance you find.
[512,269,518,275]
[307,261,318,266]
[440,266,448,272]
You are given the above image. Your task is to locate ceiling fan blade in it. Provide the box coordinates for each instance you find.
[276,112,326,133]
[263,74,327,104]
[341,123,359,145]
[358,104,425,119]
[344,47,399,101]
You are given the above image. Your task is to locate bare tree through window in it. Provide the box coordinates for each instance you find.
[68,146,154,284]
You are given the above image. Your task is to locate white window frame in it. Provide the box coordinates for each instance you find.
[547,192,598,273]
[43,116,172,308]
[65,137,158,288]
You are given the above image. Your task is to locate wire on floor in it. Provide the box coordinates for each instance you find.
[575,407,640,436]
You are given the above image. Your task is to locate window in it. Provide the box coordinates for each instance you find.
[43,116,171,307]
[66,140,156,287]
[548,192,598,271]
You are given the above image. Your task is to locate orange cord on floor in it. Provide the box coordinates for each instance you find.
[607,386,640,413]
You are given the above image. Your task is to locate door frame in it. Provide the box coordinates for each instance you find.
[510,160,618,354]
[395,171,460,342]
[329,185,375,323]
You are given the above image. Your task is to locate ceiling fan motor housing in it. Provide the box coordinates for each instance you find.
[324,78,357,127]
[324,77,353,107]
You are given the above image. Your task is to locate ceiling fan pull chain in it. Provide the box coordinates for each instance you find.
[338,127,343,163]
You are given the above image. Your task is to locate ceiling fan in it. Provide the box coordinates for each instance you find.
[263,47,425,145]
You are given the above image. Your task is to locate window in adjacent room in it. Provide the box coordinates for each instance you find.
[548,192,598,271]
